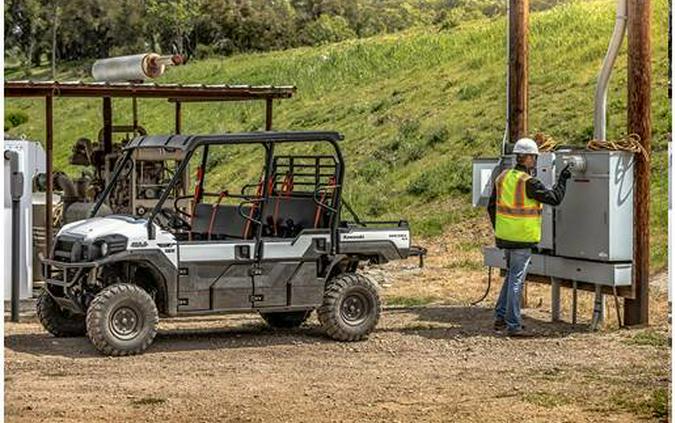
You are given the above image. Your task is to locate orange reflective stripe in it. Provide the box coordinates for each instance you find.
[514,175,528,207]
[496,204,542,217]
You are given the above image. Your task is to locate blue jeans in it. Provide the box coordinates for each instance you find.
[495,248,532,331]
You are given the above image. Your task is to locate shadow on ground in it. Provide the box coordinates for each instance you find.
[385,305,587,340]
[5,306,588,358]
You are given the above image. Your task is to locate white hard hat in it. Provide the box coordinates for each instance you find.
[513,137,539,156]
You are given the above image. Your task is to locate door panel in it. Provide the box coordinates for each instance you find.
[254,233,329,308]
[178,241,254,312]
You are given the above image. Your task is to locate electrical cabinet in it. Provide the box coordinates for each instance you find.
[554,151,634,262]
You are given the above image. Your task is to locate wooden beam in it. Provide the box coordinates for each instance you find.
[508,0,529,143]
[624,0,651,326]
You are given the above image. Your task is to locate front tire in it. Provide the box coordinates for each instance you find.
[260,310,311,328]
[86,283,158,356]
[36,289,86,337]
[318,273,381,341]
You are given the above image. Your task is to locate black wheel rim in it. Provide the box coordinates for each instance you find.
[109,306,142,340]
[340,290,371,326]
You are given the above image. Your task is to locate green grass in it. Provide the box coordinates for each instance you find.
[384,295,438,307]
[627,329,670,348]
[608,387,670,420]
[522,391,574,408]
[5,0,670,269]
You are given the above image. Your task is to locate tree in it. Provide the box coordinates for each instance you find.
[299,14,356,45]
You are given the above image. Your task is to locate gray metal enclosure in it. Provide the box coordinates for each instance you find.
[554,151,634,262]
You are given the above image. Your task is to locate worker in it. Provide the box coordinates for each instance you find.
[487,137,572,337]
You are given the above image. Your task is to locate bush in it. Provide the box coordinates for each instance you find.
[5,111,28,131]
[426,125,449,146]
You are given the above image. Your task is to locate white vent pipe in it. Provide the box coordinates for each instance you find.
[593,0,627,141]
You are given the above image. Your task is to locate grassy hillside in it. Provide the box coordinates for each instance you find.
[5,0,671,269]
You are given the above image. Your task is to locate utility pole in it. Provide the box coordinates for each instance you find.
[624,0,651,326]
[509,0,530,306]
[508,0,529,144]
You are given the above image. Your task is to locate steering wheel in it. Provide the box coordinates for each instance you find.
[159,207,192,231]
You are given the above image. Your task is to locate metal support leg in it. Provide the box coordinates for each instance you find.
[572,280,578,325]
[591,284,605,331]
[551,277,561,322]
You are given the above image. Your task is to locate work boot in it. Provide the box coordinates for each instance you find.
[493,319,506,331]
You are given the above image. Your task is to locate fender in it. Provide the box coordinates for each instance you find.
[99,250,179,316]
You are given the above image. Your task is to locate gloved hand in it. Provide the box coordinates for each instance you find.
[559,164,572,181]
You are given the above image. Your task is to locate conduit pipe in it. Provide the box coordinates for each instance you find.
[594,0,627,141]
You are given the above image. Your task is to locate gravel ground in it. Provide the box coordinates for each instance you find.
[5,219,670,422]
[5,305,670,422]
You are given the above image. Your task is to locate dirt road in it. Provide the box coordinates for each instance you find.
[5,305,669,422]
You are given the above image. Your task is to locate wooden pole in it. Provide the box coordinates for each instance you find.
[508,0,529,144]
[509,0,530,307]
[624,0,651,326]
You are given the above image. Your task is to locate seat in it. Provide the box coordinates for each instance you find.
[266,196,328,238]
[191,203,253,240]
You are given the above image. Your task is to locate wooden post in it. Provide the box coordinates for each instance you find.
[102,97,113,154]
[509,0,530,307]
[265,98,273,131]
[45,95,54,254]
[624,0,651,326]
[508,0,529,144]
[175,101,182,134]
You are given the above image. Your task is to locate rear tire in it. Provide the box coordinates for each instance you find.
[86,283,158,356]
[260,310,311,328]
[318,273,381,341]
[36,289,86,337]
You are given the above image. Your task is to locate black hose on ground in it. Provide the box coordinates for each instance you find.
[471,267,492,306]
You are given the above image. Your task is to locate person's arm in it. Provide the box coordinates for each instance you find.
[487,181,497,228]
[525,166,571,206]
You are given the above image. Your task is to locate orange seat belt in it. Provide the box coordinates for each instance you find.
[314,176,336,228]
[207,191,228,240]
[189,166,204,241]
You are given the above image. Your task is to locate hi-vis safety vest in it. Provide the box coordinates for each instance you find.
[495,169,543,243]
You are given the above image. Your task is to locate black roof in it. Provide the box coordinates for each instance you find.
[124,131,344,151]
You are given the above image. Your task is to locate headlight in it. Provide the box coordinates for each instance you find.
[99,241,109,257]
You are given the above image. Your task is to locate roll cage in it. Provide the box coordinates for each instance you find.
[90,131,346,253]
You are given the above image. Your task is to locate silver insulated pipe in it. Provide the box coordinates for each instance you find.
[91,53,184,82]
[593,0,627,141]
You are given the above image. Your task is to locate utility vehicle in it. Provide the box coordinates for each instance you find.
[39,131,424,356]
